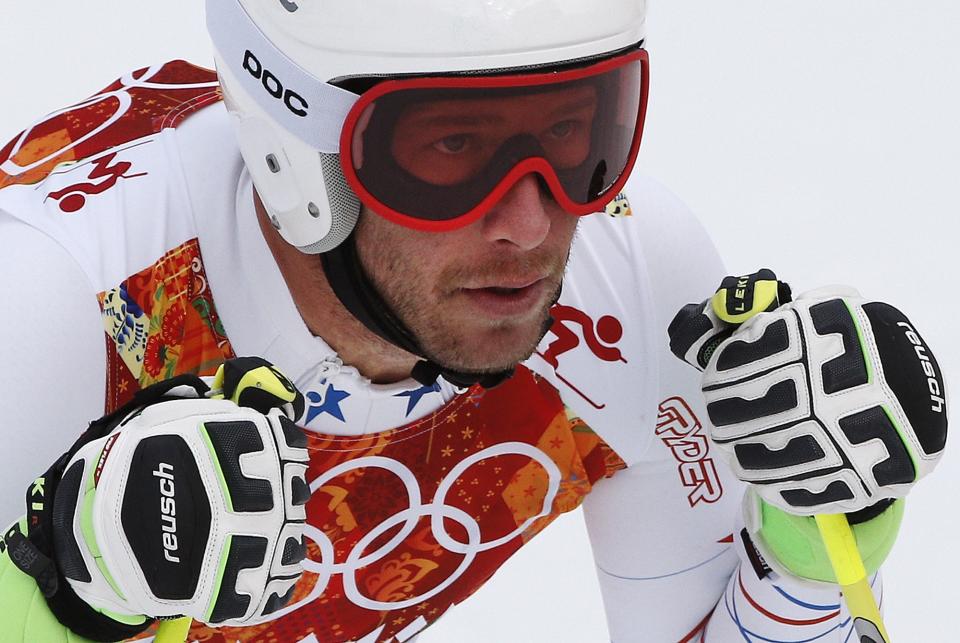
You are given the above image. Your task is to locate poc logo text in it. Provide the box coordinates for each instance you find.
[243,50,309,117]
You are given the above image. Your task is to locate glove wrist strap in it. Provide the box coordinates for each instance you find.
[746,492,904,586]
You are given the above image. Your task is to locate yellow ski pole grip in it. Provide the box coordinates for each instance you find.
[814,513,891,643]
[155,617,193,643]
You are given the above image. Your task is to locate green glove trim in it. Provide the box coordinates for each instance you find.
[758,498,904,583]
[95,607,147,627]
[79,449,126,603]
[201,424,235,513]
[204,534,234,623]
[0,519,93,643]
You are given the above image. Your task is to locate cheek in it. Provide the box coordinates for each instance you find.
[551,211,580,247]
[356,215,447,293]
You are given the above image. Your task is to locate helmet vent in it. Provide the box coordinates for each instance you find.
[265,154,281,174]
[308,202,321,218]
[297,153,361,255]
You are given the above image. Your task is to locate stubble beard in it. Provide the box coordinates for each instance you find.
[407,276,564,374]
[357,225,569,375]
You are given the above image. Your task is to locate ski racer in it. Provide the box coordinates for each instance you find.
[0,1,947,641]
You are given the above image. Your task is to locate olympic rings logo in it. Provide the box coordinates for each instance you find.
[266,442,561,618]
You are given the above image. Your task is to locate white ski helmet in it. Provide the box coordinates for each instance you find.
[207,0,647,254]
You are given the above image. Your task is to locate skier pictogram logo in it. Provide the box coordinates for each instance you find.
[46,151,147,213]
[537,304,627,409]
[541,305,627,369]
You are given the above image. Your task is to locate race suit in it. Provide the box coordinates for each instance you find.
[0,61,878,642]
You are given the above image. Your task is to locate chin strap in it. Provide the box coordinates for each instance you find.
[321,234,533,389]
[409,361,513,390]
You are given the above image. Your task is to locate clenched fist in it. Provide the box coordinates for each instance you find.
[4,358,310,642]
[669,270,947,515]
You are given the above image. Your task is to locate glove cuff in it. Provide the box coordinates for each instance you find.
[742,488,903,588]
[2,519,152,643]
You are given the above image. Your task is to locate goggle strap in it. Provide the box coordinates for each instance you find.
[320,235,424,354]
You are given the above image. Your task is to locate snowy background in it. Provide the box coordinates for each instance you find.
[2,1,958,641]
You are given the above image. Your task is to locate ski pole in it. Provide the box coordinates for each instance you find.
[815,513,890,643]
[155,617,193,643]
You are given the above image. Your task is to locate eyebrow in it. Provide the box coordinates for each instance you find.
[408,92,598,128]
[548,95,598,118]
[412,113,506,128]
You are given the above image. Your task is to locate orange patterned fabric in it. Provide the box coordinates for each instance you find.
[0,60,230,411]
[98,238,234,410]
[176,368,624,643]
[104,310,623,642]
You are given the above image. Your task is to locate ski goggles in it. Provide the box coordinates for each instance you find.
[340,49,649,231]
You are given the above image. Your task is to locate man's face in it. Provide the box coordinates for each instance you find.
[354,175,579,374]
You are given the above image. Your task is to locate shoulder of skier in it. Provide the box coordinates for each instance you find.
[0,60,234,292]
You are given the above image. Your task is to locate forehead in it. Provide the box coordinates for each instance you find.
[395,84,599,125]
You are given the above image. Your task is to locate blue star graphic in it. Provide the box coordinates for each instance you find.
[395,382,442,417]
[305,384,351,423]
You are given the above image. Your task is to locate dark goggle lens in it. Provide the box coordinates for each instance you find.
[343,51,647,228]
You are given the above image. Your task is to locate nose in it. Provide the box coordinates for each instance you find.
[480,174,552,251]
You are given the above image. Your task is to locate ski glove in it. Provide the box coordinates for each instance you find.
[668,270,948,586]
[4,357,310,642]
[669,270,947,515]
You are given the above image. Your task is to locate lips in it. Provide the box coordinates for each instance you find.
[459,277,549,318]
[462,275,546,290]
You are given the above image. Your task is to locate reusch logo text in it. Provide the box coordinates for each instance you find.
[897,321,945,413]
[153,462,181,563]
